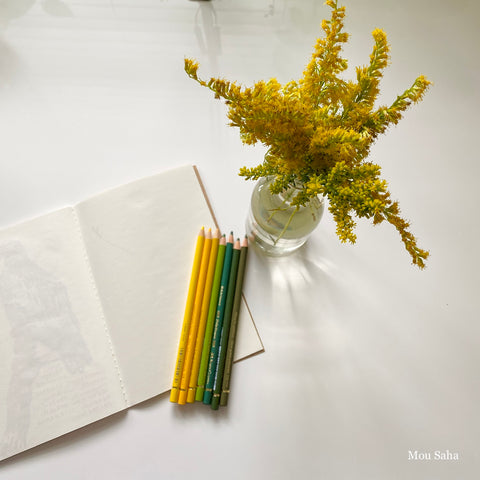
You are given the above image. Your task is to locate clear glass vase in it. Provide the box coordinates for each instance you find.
[246,176,324,256]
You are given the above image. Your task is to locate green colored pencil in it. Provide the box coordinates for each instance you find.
[220,236,248,406]
[195,234,226,401]
[211,238,241,410]
[203,232,234,405]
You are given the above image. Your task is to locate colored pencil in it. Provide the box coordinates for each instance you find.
[195,234,226,401]
[220,236,248,406]
[203,232,234,405]
[178,228,213,405]
[211,238,241,410]
[170,227,205,403]
[186,228,220,403]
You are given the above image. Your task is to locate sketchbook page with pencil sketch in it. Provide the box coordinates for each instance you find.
[0,207,128,462]
[0,164,263,461]
[75,164,263,406]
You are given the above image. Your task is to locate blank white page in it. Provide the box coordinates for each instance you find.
[76,165,263,406]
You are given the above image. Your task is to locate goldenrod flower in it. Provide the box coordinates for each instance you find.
[184,0,431,268]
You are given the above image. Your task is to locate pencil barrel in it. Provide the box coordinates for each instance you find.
[210,242,241,410]
[170,229,205,403]
[203,237,233,404]
[220,242,248,406]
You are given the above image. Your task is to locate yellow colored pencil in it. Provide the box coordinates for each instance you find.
[187,228,220,403]
[177,228,213,405]
[170,227,205,403]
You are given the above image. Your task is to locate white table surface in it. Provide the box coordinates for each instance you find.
[0,1,479,479]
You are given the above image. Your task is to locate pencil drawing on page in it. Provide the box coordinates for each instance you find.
[0,241,91,458]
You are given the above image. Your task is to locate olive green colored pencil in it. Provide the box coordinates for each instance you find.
[220,236,248,406]
[211,238,241,410]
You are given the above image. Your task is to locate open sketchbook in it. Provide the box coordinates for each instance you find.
[0,165,263,461]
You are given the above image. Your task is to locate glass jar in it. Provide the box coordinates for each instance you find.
[246,176,324,256]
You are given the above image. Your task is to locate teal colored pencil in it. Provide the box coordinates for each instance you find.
[211,238,241,410]
[195,235,227,401]
[220,236,248,406]
[203,232,234,405]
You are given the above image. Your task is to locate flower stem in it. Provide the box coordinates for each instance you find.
[273,205,300,245]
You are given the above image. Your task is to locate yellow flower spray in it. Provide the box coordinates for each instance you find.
[185,0,431,268]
